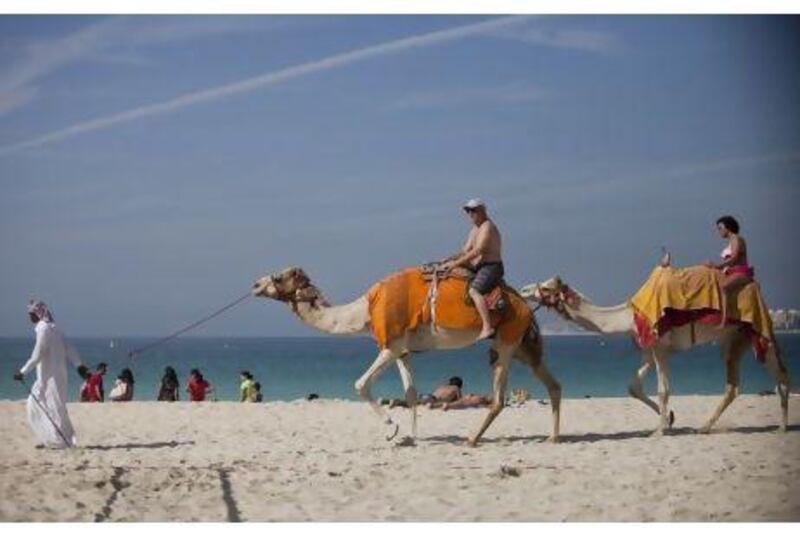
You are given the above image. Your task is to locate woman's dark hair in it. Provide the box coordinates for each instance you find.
[448,376,464,389]
[716,215,740,234]
[162,366,179,387]
[78,366,90,379]
[119,368,135,384]
[241,371,253,380]
[190,368,203,381]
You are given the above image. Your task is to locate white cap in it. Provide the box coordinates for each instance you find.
[463,198,486,210]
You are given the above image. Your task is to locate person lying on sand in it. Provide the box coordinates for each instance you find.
[382,376,480,409]
[440,393,492,411]
[422,376,463,407]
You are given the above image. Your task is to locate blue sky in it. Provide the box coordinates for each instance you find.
[0,15,798,337]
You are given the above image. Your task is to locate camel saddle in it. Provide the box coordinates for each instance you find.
[366,266,533,349]
[419,262,509,317]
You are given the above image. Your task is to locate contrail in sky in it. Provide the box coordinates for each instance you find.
[0,16,531,157]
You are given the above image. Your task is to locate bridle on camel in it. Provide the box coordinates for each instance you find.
[268,271,323,312]
[536,283,580,318]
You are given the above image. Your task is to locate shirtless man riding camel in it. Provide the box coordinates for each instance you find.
[441,198,504,341]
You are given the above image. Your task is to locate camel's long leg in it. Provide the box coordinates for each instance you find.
[531,360,562,443]
[395,355,418,439]
[762,341,791,432]
[354,348,400,437]
[652,349,671,436]
[699,341,743,433]
[628,354,662,415]
[517,331,562,442]
[467,344,515,446]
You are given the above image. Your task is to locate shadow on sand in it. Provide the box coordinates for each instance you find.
[93,466,128,522]
[419,424,799,446]
[217,468,242,522]
[83,440,195,451]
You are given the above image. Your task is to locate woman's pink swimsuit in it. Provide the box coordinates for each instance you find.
[721,244,755,278]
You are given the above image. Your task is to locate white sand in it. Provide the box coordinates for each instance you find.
[0,394,798,521]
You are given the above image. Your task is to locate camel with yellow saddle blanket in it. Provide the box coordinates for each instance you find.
[252,263,561,446]
[520,265,790,435]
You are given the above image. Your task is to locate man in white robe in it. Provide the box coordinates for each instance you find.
[13,300,84,449]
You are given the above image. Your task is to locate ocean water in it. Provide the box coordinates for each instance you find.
[0,334,798,403]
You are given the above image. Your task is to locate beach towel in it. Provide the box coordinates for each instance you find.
[366,267,532,349]
[629,266,774,360]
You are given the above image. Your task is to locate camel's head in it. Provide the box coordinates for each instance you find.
[519,276,581,318]
[252,267,323,306]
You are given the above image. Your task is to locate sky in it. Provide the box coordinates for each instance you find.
[0,15,798,337]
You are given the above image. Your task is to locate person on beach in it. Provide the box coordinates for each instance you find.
[84,362,107,402]
[186,369,213,401]
[239,371,258,402]
[12,300,84,449]
[424,376,464,407]
[109,368,135,402]
[441,393,492,411]
[440,198,505,341]
[703,215,755,326]
[78,365,92,402]
[381,376,464,408]
[254,382,263,403]
[157,366,180,401]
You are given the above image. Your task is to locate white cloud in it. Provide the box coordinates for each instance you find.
[388,82,546,110]
[0,86,39,115]
[666,151,800,177]
[0,16,282,117]
[0,17,119,96]
[489,24,621,54]
[0,15,532,156]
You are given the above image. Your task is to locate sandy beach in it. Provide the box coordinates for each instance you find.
[0,394,798,522]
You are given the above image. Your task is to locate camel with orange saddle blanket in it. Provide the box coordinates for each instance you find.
[252,263,562,446]
[520,265,790,435]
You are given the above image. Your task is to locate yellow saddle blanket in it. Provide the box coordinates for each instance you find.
[366,267,532,349]
[629,266,774,354]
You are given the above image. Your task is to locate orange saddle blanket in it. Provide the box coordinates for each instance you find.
[365,267,532,349]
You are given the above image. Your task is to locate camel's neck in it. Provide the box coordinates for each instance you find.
[566,298,633,335]
[289,289,369,336]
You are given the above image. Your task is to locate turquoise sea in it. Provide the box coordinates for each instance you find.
[0,334,797,402]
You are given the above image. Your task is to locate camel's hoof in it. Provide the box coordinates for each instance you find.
[697,425,712,435]
[384,422,399,441]
[465,437,478,448]
[545,435,560,444]
[668,410,675,428]
[395,435,416,447]
[649,428,665,438]
[778,425,787,434]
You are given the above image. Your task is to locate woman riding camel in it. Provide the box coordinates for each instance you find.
[704,215,755,326]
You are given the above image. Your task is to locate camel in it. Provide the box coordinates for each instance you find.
[252,266,562,445]
[519,274,791,435]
